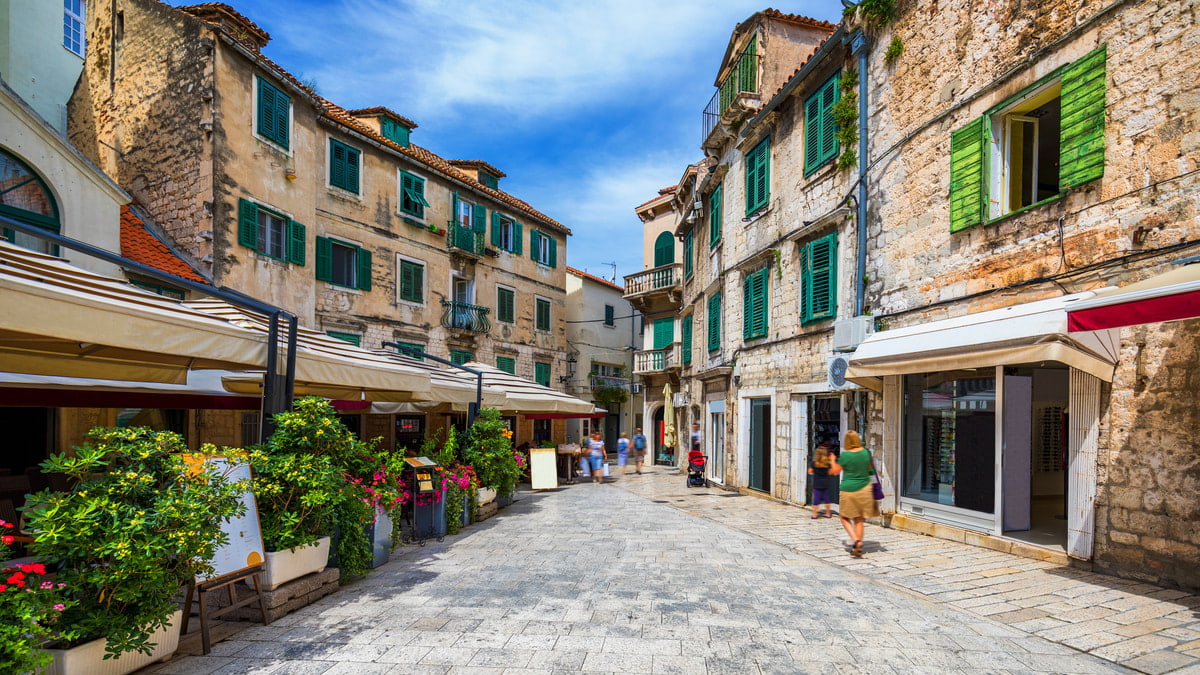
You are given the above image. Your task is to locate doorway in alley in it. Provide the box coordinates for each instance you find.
[748,397,771,492]
[806,396,842,505]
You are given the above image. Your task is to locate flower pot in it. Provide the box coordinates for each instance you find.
[367,508,393,568]
[461,495,470,527]
[42,609,183,675]
[496,493,513,508]
[476,487,496,505]
[259,536,331,591]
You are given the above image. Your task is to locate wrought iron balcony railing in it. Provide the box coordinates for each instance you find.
[440,300,491,334]
[633,345,676,374]
[623,263,681,298]
[702,51,760,142]
[447,225,485,256]
[590,374,631,390]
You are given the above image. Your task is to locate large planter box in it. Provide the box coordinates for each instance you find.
[368,509,393,568]
[461,495,470,527]
[476,487,496,505]
[41,608,183,675]
[260,537,331,591]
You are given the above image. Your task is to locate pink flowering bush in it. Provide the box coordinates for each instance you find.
[0,520,73,673]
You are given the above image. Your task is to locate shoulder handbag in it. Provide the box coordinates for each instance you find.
[868,451,885,501]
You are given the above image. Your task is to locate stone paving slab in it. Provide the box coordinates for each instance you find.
[614,467,1200,674]
[143,472,1140,674]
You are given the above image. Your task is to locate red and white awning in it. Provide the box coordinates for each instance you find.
[1066,263,1200,332]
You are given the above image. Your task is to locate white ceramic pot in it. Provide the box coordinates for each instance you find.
[41,609,183,675]
[259,536,331,591]
[476,487,496,505]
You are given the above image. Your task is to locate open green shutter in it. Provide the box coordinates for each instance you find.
[315,236,332,281]
[949,116,988,232]
[820,77,839,160]
[491,212,503,247]
[356,246,372,291]
[802,233,837,324]
[709,184,722,247]
[513,221,523,254]
[274,87,289,149]
[708,293,721,351]
[346,147,360,193]
[238,198,258,249]
[681,316,692,364]
[1059,45,1106,189]
[287,220,305,265]
[472,203,487,233]
[452,192,460,227]
[530,229,539,261]
[548,235,557,268]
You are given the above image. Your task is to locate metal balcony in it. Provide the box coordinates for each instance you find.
[702,51,760,143]
[590,374,631,390]
[633,345,676,374]
[440,300,491,334]
[623,263,681,301]
[447,225,485,257]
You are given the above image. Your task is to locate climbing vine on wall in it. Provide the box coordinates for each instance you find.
[845,0,903,66]
[832,68,860,171]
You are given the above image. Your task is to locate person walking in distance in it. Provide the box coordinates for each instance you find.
[831,430,877,557]
[631,427,648,474]
[586,432,607,484]
[690,422,702,458]
[808,440,835,519]
[616,432,631,475]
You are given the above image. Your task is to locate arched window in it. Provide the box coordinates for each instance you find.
[653,231,674,267]
[0,149,60,255]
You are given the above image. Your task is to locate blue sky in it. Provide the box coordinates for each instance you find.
[199,1,846,283]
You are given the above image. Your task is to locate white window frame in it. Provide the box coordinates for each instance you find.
[63,0,85,57]
[496,214,516,251]
[256,207,288,260]
[456,198,475,228]
[986,81,1061,220]
[395,254,426,306]
[534,231,552,265]
[328,237,360,289]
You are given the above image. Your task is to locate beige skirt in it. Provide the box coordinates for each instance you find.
[840,485,879,519]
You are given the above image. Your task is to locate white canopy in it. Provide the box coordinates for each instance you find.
[846,293,1121,389]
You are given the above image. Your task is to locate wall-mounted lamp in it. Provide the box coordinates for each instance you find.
[284,168,297,180]
[560,355,577,382]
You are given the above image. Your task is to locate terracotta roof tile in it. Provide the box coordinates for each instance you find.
[760,8,838,32]
[636,185,678,208]
[177,3,270,48]
[448,160,507,179]
[567,266,624,292]
[120,205,208,285]
[346,106,418,130]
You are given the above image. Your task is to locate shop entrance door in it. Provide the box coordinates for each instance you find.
[807,396,843,505]
[748,397,771,492]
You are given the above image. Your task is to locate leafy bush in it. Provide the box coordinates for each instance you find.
[464,409,519,498]
[24,427,246,657]
[0,521,73,672]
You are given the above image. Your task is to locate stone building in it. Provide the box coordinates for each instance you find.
[564,267,639,445]
[66,1,573,449]
[841,0,1200,591]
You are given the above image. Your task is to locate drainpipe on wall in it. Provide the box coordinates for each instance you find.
[847,27,869,317]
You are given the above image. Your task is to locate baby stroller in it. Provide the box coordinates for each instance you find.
[686,449,707,488]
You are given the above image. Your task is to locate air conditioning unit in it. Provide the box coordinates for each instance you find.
[826,355,858,391]
[832,315,873,352]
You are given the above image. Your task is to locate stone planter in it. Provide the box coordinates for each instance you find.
[259,537,331,591]
[41,609,183,675]
[476,487,496,505]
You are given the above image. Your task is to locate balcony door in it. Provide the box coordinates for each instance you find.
[452,277,473,329]
[653,232,674,267]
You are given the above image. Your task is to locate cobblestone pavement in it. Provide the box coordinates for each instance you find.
[614,467,1200,675]
[144,469,1159,675]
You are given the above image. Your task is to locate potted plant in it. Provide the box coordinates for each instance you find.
[463,409,520,502]
[0,520,72,674]
[23,427,246,672]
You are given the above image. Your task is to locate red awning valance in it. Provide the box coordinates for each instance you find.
[1066,263,1200,332]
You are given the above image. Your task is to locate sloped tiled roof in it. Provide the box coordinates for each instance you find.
[177,3,270,48]
[181,2,569,236]
[449,160,507,179]
[761,8,838,31]
[567,266,624,293]
[119,205,208,284]
[346,106,418,130]
[636,185,678,208]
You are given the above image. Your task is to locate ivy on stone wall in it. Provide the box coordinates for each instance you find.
[833,69,860,171]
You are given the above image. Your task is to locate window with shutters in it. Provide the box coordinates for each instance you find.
[745,137,770,215]
[531,230,557,267]
[707,293,721,352]
[450,350,474,366]
[950,46,1106,232]
[534,361,551,387]
[652,317,674,350]
[709,184,723,248]
[535,296,551,332]
[316,236,371,290]
[604,304,615,327]
[326,331,361,347]
[491,213,521,253]
[329,139,361,194]
[393,341,425,360]
[399,171,430,219]
[804,73,840,176]
[681,315,693,365]
[742,268,768,341]
[255,76,290,150]
[653,231,674,267]
[237,198,305,264]
[380,117,410,147]
[456,197,477,228]
[497,286,516,324]
[397,257,424,304]
[800,232,837,325]
[683,229,694,279]
[496,356,516,374]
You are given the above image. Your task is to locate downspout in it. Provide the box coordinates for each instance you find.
[846,25,869,316]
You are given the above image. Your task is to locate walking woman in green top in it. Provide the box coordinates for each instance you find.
[831,430,877,558]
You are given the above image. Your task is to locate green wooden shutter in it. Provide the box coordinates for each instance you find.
[238,198,258,249]
[512,221,523,254]
[530,229,539,261]
[681,316,693,364]
[949,116,988,232]
[604,304,614,326]
[286,220,305,265]
[548,235,557,268]
[1059,45,1107,189]
[820,76,839,162]
[746,137,770,214]
[496,356,516,374]
[315,236,332,282]
[452,191,461,227]
[802,233,838,324]
[536,298,550,331]
[653,317,673,350]
[257,79,275,142]
[497,286,514,323]
[472,203,487,233]
[330,141,359,194]
[707,293,721,352]
[347,146,360,193]
[684,229,694,278]
[709,184,722,247]
[399,260,422,302]
[743,269,767,340]
[491,212,503,247]
[653,231,674,267]
[804,74,839,175]
[356,246,372,291]
[534,362,551,387]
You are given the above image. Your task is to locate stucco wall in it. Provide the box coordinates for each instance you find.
[0,0,86,131]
